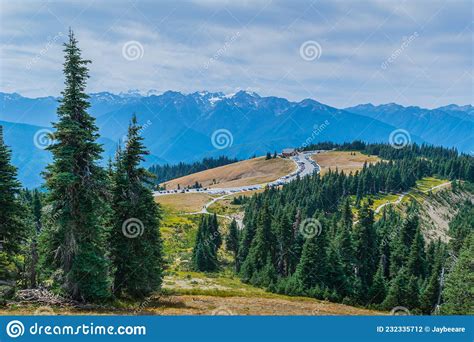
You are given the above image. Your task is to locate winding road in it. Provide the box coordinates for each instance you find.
[155,151,322,228]
[354,181,452,224]
[153,151,321,197]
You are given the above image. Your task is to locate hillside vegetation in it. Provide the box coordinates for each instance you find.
[161,156,295,190]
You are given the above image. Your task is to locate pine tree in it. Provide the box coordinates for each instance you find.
[192,215,218,272]
[294,219,328,292]
[406,227,426,278]
[382,268,411,310]
[226,219,239,268]
[353,200,377,300]
[368,260,387,305]
[240,203,275,283]
[276,213,293,277]
[0,125,27,259]
[441,233,474,314]
[109,115,163,298]
[208,213,222,252]
[42,30,111,301]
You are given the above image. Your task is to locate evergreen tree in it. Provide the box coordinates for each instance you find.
[276,213,293,277]
[192,215,218,272]
[441,233,474,314]
[226,219,239,268]
[240,203,275,283]
[382,268,411,310]
[368,260,387,305]
[294,218,328,293]
[109,115,163,298]
[406,227,426,278]
[353,200,377,300]
[208,213,222,253]
[0,125,27,260]
[41,30,111,301]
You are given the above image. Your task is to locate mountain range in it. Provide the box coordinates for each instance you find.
[1,90,473,188]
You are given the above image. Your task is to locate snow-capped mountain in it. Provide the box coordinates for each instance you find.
[1,90,472,187]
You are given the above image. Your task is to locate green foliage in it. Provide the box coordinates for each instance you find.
[192,215,219,272]
[149,156,238,185]
[226,219,239,267]
[40,30,111,301]
[236,142,473,313]
[0,126,28,259]
[441,233,474,314]
[109,115,164,298]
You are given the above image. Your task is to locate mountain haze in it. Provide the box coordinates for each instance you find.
[1,90,472,187]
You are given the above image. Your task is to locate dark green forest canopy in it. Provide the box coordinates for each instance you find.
[235,142,473,313]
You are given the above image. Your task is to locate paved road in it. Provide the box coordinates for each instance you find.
[354,181,452,224]
[154,151,322,229]
[153,151,322,197]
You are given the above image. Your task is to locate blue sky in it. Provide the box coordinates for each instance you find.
[0,0,472,108]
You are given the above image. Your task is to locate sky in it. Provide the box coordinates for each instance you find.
[0,0,472,108]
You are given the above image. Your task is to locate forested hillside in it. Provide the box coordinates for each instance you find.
[149,156,238,185]
[229,142,473,314]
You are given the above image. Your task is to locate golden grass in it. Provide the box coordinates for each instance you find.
[1,271,384,316]
[161,157,296,190]
[313,151,380,175]
[0,293,384,316]
[155,193,214,213]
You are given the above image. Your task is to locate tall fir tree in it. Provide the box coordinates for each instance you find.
[440,233,474,314]
[0,126,28,258]
[240,203,276,284]
[42,30,111,301]
[294,216,328,293]
[192,215,218,272]
[353,200,377,301]
[109,115,163,298]
[226,219,239,269]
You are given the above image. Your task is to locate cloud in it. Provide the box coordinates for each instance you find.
[0,0,471,108]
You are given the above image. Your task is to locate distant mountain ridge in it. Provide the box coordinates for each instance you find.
[1,90,472,188]
[345,103,474,152]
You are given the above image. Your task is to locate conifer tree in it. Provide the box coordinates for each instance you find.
[353,200,377,300]
[226,219,239,268]
[294,218,328,292]
[368,260,387,304]
[382,268,411,310]
[240,203,275,283]
[0,125,27,260]
[192,215,218,272]
[441,233,474,314]
[109,115,163,298]
[208,213,222,252]
[276,213,293,277]
[42,30,111,301]
[406,227,426,278]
